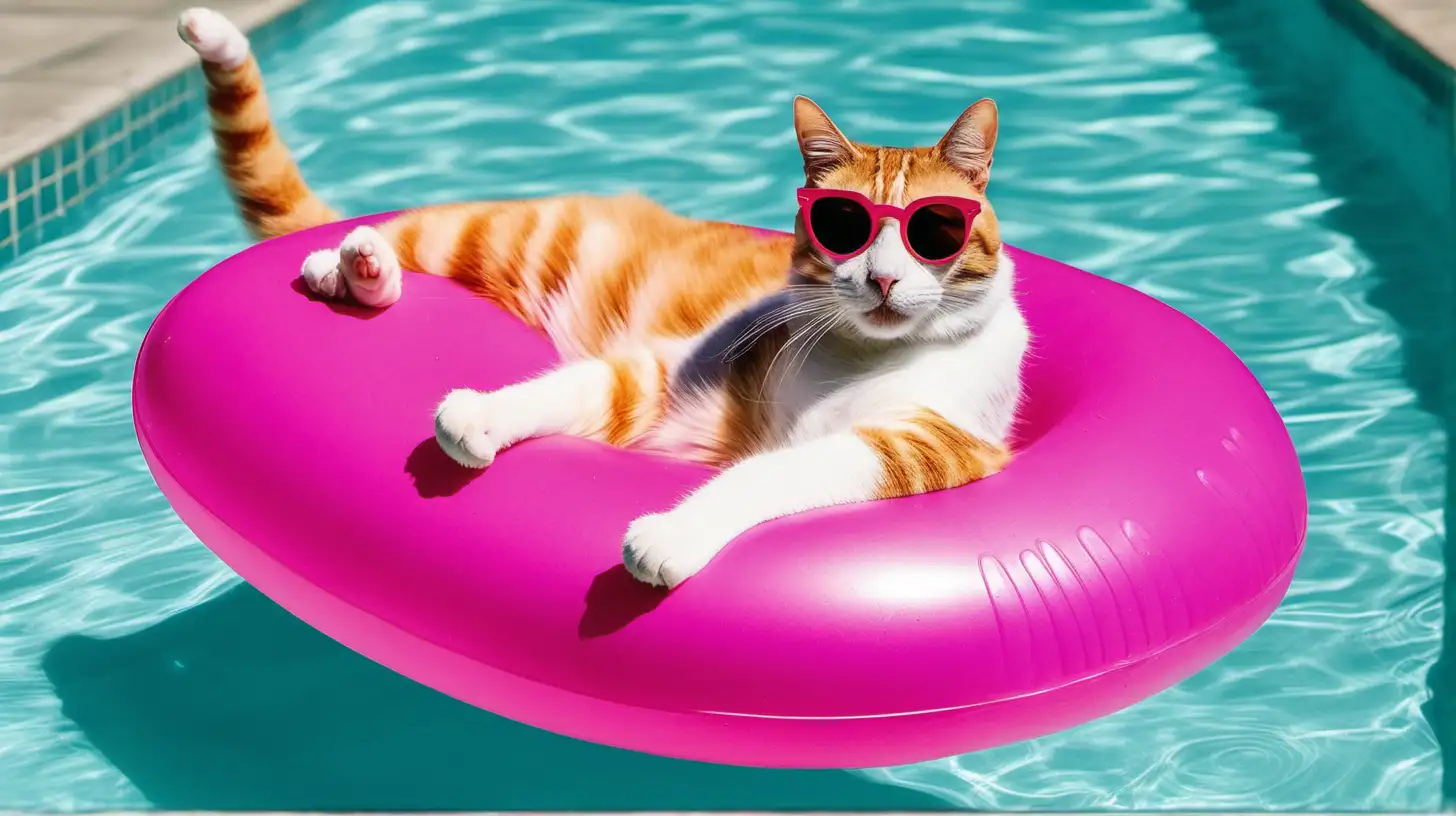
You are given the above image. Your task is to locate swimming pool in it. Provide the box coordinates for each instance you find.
[0,0,1447,810]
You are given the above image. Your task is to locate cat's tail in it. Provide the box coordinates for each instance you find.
[176,8,340,240]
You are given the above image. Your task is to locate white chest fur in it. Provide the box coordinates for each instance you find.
[774,299,1028,449]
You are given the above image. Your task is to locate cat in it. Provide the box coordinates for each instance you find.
[177,7,1029,589]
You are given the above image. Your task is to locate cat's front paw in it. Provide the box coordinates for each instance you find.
[622,512,732,589]
[434,389,502,469]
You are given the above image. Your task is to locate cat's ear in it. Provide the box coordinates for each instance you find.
[936,98,998,190]
[794,96,858,183]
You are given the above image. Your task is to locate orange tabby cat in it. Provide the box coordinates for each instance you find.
[178,8,1028,588]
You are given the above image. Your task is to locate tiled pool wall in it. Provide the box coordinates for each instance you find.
[0,0,334,262]
[0,70,205,260]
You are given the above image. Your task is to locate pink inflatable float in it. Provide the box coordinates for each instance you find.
[132,213,1307,769]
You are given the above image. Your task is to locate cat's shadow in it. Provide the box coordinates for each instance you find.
[41,585,949,811]
[580,564,667,637]
[289,276,384,319]
[405,436,481,498]
[403,436,665,635]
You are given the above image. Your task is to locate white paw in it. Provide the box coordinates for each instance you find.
[622,512,732,588]
[300,249,345,299]
[176,8,250,69]
[433,389,503,469]
[339,226,402,308]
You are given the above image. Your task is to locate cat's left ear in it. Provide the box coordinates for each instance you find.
[936,98,998,190]
[794,96,859,183]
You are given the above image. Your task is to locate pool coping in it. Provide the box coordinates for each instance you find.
[1359,0,1456,71]
[0,0,312,261]
[1336,0,1456,113]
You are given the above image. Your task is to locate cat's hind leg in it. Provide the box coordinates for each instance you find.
[339,226,402,307]
[300,249,345,299]
[298,226,402,307]
[177,7,250,69]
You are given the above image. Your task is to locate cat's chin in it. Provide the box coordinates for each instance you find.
[844,305,923,341]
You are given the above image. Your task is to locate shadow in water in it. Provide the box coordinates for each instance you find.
[1190,0,1456,802]
[42,585,950,811]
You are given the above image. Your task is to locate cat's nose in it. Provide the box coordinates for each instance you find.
[869,273,896,299]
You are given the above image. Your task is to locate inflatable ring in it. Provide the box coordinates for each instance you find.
[133,213,1307,768]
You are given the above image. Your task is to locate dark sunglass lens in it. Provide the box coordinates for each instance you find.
[809,197,873,255]
[906,203,968,262]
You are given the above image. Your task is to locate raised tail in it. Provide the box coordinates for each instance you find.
[177,8,339,240]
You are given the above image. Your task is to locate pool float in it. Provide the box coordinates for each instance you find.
[132,212,1307,769]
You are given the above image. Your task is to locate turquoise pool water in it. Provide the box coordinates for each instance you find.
[0,0,1446,810]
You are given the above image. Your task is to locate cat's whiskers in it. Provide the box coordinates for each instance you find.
[724,295,825,341]
[723,308,830,363]
[761,307,843,397]
[782,307,844,386]
[722,295,839,362]
[935,290,989,313]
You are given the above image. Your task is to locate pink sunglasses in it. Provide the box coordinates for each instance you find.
[796,187,982,265]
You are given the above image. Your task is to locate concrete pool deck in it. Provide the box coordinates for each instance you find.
[1362,0,1456,69]
[0,0,307,172]
[0,0,308,258]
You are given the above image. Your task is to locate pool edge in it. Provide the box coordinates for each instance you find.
[0,0,315,263]
[1356,0,1456,73]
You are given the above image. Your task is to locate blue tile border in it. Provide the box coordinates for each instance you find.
[0,67,208,262]
[0,0,326,264]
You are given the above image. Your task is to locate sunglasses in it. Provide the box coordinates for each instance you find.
[796,188,982,265]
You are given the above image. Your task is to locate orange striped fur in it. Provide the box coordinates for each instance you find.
[370,197,794,363]
[855,410,1010,499]
[200,55,338,239]
[600,352,669,447]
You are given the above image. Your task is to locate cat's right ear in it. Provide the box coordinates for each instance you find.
[794,96,857,183]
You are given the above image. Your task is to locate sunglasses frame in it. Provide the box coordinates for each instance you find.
[795,187,983,265]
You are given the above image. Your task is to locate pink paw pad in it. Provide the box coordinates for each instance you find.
[337,226,403,308]
[352,243,381,279]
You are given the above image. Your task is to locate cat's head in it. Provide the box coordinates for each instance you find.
[790,96,1004,343]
